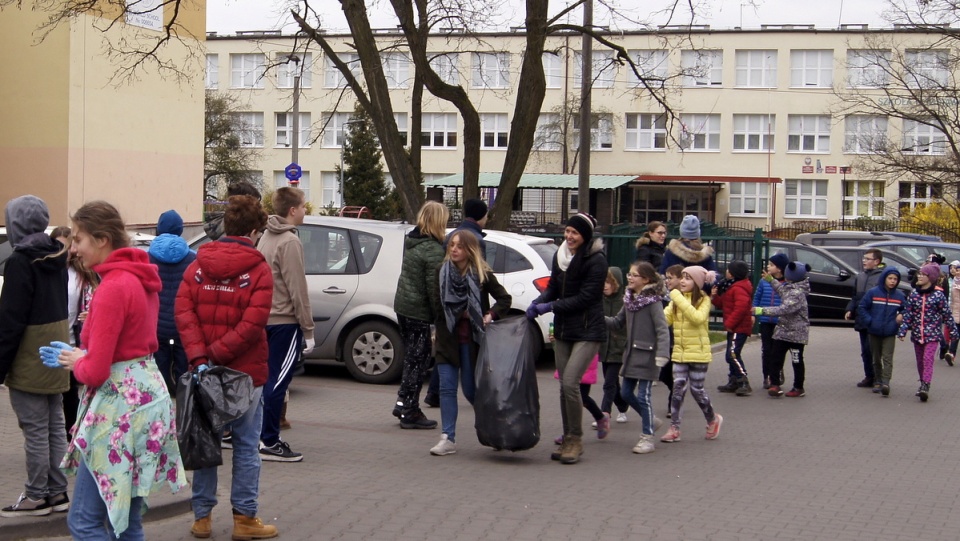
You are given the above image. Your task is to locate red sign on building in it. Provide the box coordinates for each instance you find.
[825,166,837,174]
[802,166,814,174]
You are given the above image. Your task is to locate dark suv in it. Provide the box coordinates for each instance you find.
[767,240,856,320]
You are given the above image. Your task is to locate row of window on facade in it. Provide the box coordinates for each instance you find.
[231,109,948,156]
[205,48,950,92]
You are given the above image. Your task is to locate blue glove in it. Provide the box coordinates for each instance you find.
[39,346,63,369]
[535,302,554,316]
[51,341,74,353]
[196,364,209,374]
[525,302,539,320]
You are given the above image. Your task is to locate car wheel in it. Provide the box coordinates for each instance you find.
[343,321,405,384]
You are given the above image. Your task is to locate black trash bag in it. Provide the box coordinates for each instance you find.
[196,366,255,429]
[474,316,541,451]
[175,366,254,470]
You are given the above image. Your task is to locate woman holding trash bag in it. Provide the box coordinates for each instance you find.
[429,232,511,456]
[174,195,279,540]
[52,201,186,540]
[527,213,608,465]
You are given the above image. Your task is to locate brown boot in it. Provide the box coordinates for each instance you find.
[232,513,278,540]
[550,436,569,461]
[191,516,211,538]
[279,400,291,430]
[560,435,583,464]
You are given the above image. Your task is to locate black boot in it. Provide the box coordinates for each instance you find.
[919,382,930,402]
[717,376,738,393]
[735,377,752,396]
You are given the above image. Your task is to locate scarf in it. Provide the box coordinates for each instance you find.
[623,285,663,312]
[439,261,485,343]
[556,241,574,272]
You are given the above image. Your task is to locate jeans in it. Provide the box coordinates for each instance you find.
[153,337,188,393]
[8,389,68,500]
[620,378,654,435]
[599,362,628,414]
[193,387,264,519]
[554,340,601,438]
[858,330,875,380]
[68,459,144,540]
[262,324,302,446]
[437,344,476,443]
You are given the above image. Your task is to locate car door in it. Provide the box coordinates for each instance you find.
[299,224,360,348]
[794,246,852,318]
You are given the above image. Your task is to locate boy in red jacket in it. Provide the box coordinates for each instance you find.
[711,260,754,396]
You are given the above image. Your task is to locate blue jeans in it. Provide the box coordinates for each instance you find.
[193,387,264,519]
[437,344,476,443]
[620,378,655,435]
[68,459,144,540]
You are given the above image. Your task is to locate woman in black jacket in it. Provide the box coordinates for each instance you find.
[635,221,667,270]
[527,213,608,464]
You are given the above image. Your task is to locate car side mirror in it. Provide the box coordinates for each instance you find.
[838,269,852,281]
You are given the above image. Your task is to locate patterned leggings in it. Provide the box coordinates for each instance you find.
[396,315,432,414]
[914,341,939,385]
[670,363,716,428]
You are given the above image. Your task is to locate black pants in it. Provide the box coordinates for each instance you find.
[396,315,432,414]
[580,384,604,421]
[62,373,80,441]
[600,362,628,414]
[660,327,675,409]
[759,322,776,381]
[725,332,749,378]
[771,339,805,389]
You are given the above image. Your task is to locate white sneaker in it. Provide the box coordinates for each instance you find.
[633,434,656,454]
[591,421,598,430]
[430,434,457,456]
[653,416,664,432]
[616,412,628,423]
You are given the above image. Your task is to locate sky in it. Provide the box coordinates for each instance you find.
[207,0,892,35]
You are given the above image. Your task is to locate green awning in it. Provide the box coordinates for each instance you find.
[424,172,635,189]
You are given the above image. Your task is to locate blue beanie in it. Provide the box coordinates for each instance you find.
[785,261,811,282]
[156,210,184,236]
[769,253,790,272]
[679,215,700,239]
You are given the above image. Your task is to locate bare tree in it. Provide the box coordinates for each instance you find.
[204,92,262,199]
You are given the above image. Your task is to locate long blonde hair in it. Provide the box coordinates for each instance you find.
[445,231,489,284]
[418,200,449,243]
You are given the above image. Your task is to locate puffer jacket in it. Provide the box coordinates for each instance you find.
[898,284,959,345]
[950,276,960,324]
[606,282,671,381]
[757,278,810,345]
[393,227,445,323]
[859,267,905,338]
[148,233,196,341]
[712,278,754,334]
[665,288,713,363]
[534,238,608,343]
[175,237,273,386]
[752,277,781,325]
[599,267,627,364]
[659,238,717,274]
[635,235,665,270]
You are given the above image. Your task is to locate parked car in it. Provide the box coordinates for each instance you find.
[795,230,941,246]
[768,239,857,319]
[817,245,915,296]
[862,240,960,267]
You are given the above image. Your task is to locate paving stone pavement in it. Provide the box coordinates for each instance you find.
[6,325,960,540]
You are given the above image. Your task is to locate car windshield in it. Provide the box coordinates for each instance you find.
[893,245,960,266]
[531,244,557,268]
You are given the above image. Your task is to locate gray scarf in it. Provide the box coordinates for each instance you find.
[439,261,485,343]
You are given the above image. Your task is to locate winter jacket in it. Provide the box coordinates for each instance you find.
[712,278,754,334]
[898,284,959,345]
[757,278,810,345]
[0,234,70,393]
[76,248,162,389]
[950,277,960,324]
[445,219,487,257]
[752,278,781,325]
[599,267,627,364]
[434,269,511,368]
[858,267,905,338]
[664,289,713,363]
[393,228,445,323]
[846,264,885,331]
[635,235,665,270]
[258,215,314,341]
[148,233,196,341]
[175,237,273,386]
[606,282,671,381]
[534,238,608,343]
[659,238,717,274]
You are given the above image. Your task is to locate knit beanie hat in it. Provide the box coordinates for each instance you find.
[5,195,49,245]
[919,262,941,282]
[683,265,715,290]
[727,260,750,281]
[679,215,701,239]
[463,198,488,221]
[567,213,597,243]
[950,260,960,269]
[769,253,790,273]
[784,261,811,282]
[156,209,184,236]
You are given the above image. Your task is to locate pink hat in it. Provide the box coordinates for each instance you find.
[683,265,716,290]
[919,263,941,282]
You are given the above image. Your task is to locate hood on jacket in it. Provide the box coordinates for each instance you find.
[578,237,605,258]
[405,226,442,248]
[196,237,267,281]
[636,233,663,248]
[265,215,298,235]
[93,248,162,295]
[5,195,49,246]
[665,238,713,264]
[14,234,66,272]
[879,266,901,291]
[156,209,184,236]
[148,233,193,264]
[608,266,624,296]
[782,277,811,295]
[638,279,668,298]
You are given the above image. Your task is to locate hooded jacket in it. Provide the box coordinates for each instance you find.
[535,237,608,343]
[393,227,445,323]
[257,215,314,341]
[659,238,717,274]
[898,282,958,345]
[752,277,782,325]
[635,234,665,270]
[757,278,810,345]
[606,281,671,381]
[175,237,273,386]
[148,233,196,341]
[75,248,162,389]
[600,266,627,364]
[665,288,713,363]
[712,277,754,334]
[859,267,905,337]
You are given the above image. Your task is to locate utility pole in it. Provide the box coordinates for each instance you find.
[288,55,301,186]
[577,0,593,217]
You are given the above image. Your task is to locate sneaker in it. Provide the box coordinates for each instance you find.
[785,388,805,398]
[632,434,655,454]
[768,385,784,398]
[705,413,723,440]
[762,376,771,390]
[596,413,611,439]
[399,411,438,430]
[653,416,664,433]
[660,426,681,443]
[392,404,402,419]
[919,382,930,402]
[947,353,955,367]
[856,377,875,388]
[259,440,303,463]
[616,412,628,423]
[591,420,598,430]
[423,393,440,408]
[221,433,233,449]
[0,493,51,517]
[665,411,672,419]
[872,383,882,394]
[430,434,457,456]
[46,492,69,513]
[881,384,890,397]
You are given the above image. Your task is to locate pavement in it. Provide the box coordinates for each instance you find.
[5,326,960,540]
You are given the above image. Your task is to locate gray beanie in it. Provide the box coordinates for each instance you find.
[679,215,701,239]
[5,195,49,245]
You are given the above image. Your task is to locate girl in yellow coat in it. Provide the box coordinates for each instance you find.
[662,266,723,443]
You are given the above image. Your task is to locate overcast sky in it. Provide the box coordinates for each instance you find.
[207,0,892,35]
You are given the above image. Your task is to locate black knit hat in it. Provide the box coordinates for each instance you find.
[769,253,790,272]
[463,198,488,221]
[728,260,749,281]
[567,213,597,243]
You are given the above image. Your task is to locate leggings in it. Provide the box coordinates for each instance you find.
[669,363,715,429]
[600,362,628,414]
[915,341,939,384]
[396,315,431,415]
[580,385,604,421]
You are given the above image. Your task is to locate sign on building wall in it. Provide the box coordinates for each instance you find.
[126,0,163,31]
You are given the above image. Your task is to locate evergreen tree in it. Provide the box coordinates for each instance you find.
[339,104,394,219]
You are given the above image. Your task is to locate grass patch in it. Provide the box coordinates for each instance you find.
[709,331,727,344]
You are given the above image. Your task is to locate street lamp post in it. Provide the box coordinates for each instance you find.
[286,55,301,187]
[339,119,364,207]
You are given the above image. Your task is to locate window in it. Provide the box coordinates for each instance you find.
[902,120,947,155]
[788,115,831,152]
[275,112,311,148]
[632,188,713,224]
[543,52,562,88]
[735,50,777,88]
[421,113,458,148]
[898,181,943,215]
[206,54,218,89]
[905,49,949,88]
[277,53,312,88]
[728,182,770,216]
[394,113,408,146]
[847,50,890,88]
[534,113,562,151]
[790,50,833,87]
[324,53,361,88]
[795,247,842,276]
[844,115,887,153]
[430,53,459,85]
[382,52,410,89]
[784,179,828,217]
[472,52,510,89]
[273,170,310,200]
[625,113,666,151]
[230,54,265,89]
[843,180,885,218]
[573,113,613,150]
[299,226,354,275]
[321,112,355,147]
[574,50,616,88]
[627,49,668,87]
[679,114,721,151]
[733,114,775,151]
[481,113,509,149]
[231,112,264,147]
[681,50,723,87]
